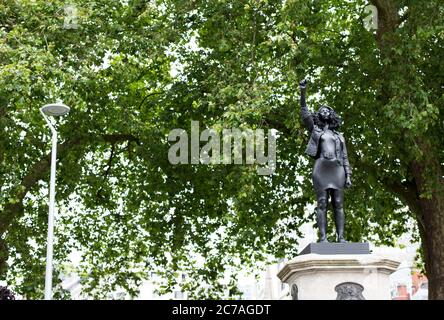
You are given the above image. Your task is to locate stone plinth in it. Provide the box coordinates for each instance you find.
[277,244,400,300]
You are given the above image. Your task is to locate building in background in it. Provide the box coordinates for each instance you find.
[391,271,428,300]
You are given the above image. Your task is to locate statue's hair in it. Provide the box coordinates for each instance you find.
[312,105,342,130]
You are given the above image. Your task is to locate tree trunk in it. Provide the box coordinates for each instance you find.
[411,158,444,300]
[0,238,7,276]
[370,0,444,299]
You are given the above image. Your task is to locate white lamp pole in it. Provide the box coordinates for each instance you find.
[40,102,70,300]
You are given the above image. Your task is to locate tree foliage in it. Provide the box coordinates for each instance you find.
[1,0,443,299]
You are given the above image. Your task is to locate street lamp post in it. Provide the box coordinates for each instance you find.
[40,102,70,300]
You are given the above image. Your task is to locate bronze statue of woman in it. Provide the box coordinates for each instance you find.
[299,79,352,243]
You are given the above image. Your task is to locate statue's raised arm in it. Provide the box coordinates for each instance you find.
[299,79,314,132]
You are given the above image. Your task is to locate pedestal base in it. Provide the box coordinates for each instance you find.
[299,242,370,255]
[277,247,400,300]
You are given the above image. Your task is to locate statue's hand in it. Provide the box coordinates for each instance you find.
[345,176,352,188]
[299,79,307,90]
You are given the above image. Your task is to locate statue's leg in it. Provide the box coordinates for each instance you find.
[315,189,328,242]
[331,189,346,243]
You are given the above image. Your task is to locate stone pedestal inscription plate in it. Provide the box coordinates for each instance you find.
[335,282,365,300]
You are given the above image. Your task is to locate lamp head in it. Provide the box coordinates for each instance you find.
[41,102,70,116]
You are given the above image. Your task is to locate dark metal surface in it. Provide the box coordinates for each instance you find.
[0,285,15,300]
[291,284,298,300]
[335,282,366,300]
[299,79,352,243]
[299,242,370,255]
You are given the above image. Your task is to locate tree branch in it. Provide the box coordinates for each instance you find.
[137,91,164,110]
[0,136,86,235]
[369,0,399,48]
[0,133,141,235]
[102,133,141,145]
[97,143,116,200]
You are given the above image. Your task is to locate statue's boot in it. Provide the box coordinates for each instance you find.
[316,198,328,243]
[334,204,347,243]
[331,189,347,243]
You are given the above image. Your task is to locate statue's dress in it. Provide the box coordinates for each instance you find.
[312,129,346,192]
